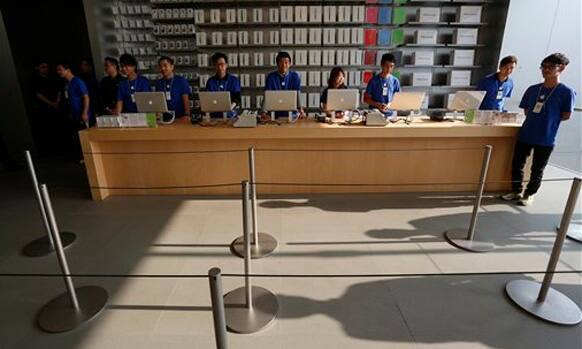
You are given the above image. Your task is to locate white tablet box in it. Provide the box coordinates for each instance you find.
[412,72,432,87]
[451,49,475,66]
[323,6,337,23]
[457,6,482,23]
[308,71,321,86]
[447,70,472,87]
[453,28,479,45]
[417,7,440,23]
[281,6,293,23]
[309,6,322,22]
[309,50,322,66]
[412,51,434,66]
[295,28,308,45]
[295,6,308,23]
[309,28,322,45]
[295,50,308,66]
[415,29,438,44]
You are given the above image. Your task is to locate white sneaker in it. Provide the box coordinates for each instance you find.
[500,192,522,201]
[517,195,534,206]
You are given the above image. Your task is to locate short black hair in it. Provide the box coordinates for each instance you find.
[158,55,174,65]
[119,53,138,68]
[211,52,228,65]
[499,55,518,68]
[34,59,48,67]
[276,51,292,64]
[104,56,119,70]
[56,61,72,70]
[541,53,569,66]
[380,53,396,65]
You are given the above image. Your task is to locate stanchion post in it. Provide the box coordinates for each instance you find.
[209,268,228,349]
[248,147,259,246]
[505,177,582,325]
[538,177,581,302]
[25,151,54,248]
[467,145,492,241]
[242,181,253,309]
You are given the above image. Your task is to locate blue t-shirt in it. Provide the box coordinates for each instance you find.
[205,74,241,118]
[117,75,151,113]
[65,76,90,119]
[320,85,348,105]
[265,70,302,117]
[155,75,191,117]
[518,83,576,147]
[365,74,401,115]
[477,73,513,111]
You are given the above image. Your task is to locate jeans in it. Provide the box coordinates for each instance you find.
[511,141,554,196]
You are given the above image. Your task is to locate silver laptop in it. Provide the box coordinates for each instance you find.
[389,92,426,111]
[199,91,232,112]
[450,91,487,111]
[135,92,169,113]
[326,89,360,111]
[264,90,297,111]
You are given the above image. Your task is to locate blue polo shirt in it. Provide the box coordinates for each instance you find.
[265,70,302,117]
[365,74,401,115]
[155,75,190,117]
[205,73,241,118]
[477,73,513,111]
[117,75,151,113]
[518,83,576,147]
[65,76,91,120]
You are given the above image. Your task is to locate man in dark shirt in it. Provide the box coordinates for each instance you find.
[99,57,124,115]
[30,61,63,153]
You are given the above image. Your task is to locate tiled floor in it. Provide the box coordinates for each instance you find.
[0,161,580,349]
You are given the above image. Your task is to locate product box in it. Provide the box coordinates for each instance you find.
[412,72,433,87]
[196,32,207,46]
[295,6,308,22]
[237,8,248,23]
[253,31,263,45]
[253,52,264,66]
[322,50,335,66]
[281,28,293,45]
[241,95,251,109]
[197,53,209,67]
[309,93,321,108]
[281,6,293,23]
[226,31,237,46]
[256,95,264,109]
[269,8,279,23]
[211,32,223,46]
[457,6,482,23]
[295,50,308,66]
[378,7,392,24]
[227,53,238,67]
[417,7,440,23]
[309,71,321,86]
[350,50,363,65]
[351,28,364,45]
[226,9,236,23]
[239,53,250,67]
[352,6,365,22]
[310,28,322,45]
[338,6,352,22]
[348,70,361,87]
[323,28,336,45]
[415,29,438,44]
[309,50,322,66]
[337,28,351,45]
[310,6,322,22]
[337,50,350,65]
[447,70,472,86]
[324,6,337,23]
[269,30,280,45]
[412,51,434,66]
[252,8,263,23]
[240,74,250,87]
[453,28,479,45]
[451,49,475,66]
[255,73,265,87]
[295,28,308,45]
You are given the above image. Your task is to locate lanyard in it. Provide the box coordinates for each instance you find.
[128,78,137,95]
[218,76,228,91]
[536,83,559,107]
[164,78,174,93]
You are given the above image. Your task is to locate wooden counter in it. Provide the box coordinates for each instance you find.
[79,118,520,200]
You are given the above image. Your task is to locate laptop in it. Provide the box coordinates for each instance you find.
[326,89,360,111]
[449,91,487,111]
[264,90,297,111]
[389,92,426,111]
[135,92,169,113]
[198,91,232,112]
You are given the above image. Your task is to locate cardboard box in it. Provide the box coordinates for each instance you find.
[412,72,433,87]
[412,51,434,66]
[309,6,322,22]
[417,7,440,23]
[457,6,482,23]
[447,70,472,86]
[310,28,322,45]
[453,28,479,45]
[309,50,322,66]
[415,29,438,44]
[295,28,308,45]
[295,6,308,23]
[451,49,475,66]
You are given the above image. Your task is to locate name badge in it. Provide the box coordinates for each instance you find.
[131,94,136,103]
[533,102,543,114]
[219,85,224,89]
[382,87,388,96]
[166,92,171,101]
[64,90,69,99]
[496,90,504,100]
[281,82,286,87]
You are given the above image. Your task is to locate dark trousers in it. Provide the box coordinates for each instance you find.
[511,141,554,196]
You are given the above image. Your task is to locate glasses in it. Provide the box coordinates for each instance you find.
[540,64,560,70]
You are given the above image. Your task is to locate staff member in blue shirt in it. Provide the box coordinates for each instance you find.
[205,52,241,118]
[321,66,348,118]
[155,56,191,120]
[56,62,91,129]
[501,53,576,206]
[115,54,151,114]
[364,53,401,117]
[477,55,517,111]
[261,51,304,119]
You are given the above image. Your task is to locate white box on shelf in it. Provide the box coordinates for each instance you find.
[322,70,329,84]
[269,8,279,23]
[323,6,337,23]
[351,28,364,45]
[241,95,251,109]
[300,93,307,109]
[412,72,433,87]
[226,9,236,23]
[448,70,472,87]
[200,74,209,88]
[309,93,320,108]
[240,74,250,87]
[338,6,351,23]
[309,6,322,23]
[352,6,365,23]
[228,53,239,67]
[238,31,249,45]
[295,6,308,23]
[323,28,336,45]
[211,32,223,46]
[337,50,350,65]
[415,30,438,44]
[269,52,278,66]
[350,50,362,65]
[210,9,221,23]
[198,54,209,67]
[295,50,308,66]
[309,28,322,45]
[309,50,322,66]
[256,73,266,87]
[269,30,280,45]
[348,70,361,87]
[297,71,307,85]
[457,6,482,23]
[253,31,264,45]
[237,8,248,23]
[451,49,475,66]
[295,28,308,45]
[252,8,263,23]
[337,28,350,45]
[445,93,456,109]
[256,95,264,109]
[412,51,434,66]
[240,53,250,67]
[453,28,479,45]
[417,7,440,23]
[253,52,264,66]
[322,50,335,66]
[308,71,321,86]
[281,28,293,45]
[227,32,237,45]
[281,6,293,23]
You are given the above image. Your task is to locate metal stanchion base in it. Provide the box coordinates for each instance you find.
[230,233,278,259]
[224,286,279,334]
[505,280,582,325]
[22,232,76,257]
[556,224,582,243]
[444,229,495,253]
[37,286,108,333]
